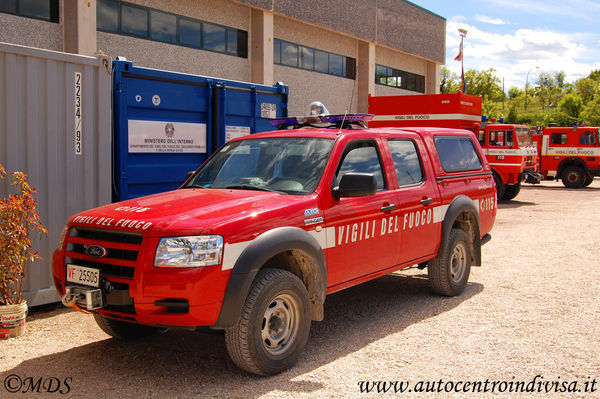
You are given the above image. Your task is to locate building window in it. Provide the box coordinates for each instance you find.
[179,18,201,48]
[376,64,425,93]
[274,39,356,80]
[121,4,147,37]
[150,10,176,44]
[96,0,248,58]
[0,0,59,23]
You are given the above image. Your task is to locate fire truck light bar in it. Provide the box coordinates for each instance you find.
[270,113,374,127]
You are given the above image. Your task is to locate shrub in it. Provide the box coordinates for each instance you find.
[0,164,47,305]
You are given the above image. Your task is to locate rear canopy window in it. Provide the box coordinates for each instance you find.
[434,136,483,173]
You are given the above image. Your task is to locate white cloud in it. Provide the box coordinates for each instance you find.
[445,18,600,89]
[475,14,510,25]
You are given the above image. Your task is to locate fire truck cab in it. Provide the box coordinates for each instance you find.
[533,126,600,188]
[477,123,540,200]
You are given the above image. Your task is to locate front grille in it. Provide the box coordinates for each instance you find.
[65,227,143,280]
[70,227,143,245]
[69,243,138,261]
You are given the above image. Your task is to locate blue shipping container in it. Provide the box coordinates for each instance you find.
[112,60,288,201]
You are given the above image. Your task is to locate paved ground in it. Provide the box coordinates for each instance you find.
[1,180,599,398]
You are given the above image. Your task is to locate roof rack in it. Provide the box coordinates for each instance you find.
[270,113,374,130]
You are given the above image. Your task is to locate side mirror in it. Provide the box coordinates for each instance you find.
[332,173,377,199]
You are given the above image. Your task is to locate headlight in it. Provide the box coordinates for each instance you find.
[57,224,69,250]
[154,236,223,268]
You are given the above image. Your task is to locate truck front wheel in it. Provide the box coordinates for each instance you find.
[428,228,472,296]
[93,314,157,340]
[493,173,505,200]
[225,268,311,375]
[561,166,585,188]
[501,183,521,201]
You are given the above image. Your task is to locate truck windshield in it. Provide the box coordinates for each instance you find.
[515,127,533,146]
[184,137,335,195]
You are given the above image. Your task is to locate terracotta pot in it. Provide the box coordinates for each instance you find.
[0,300,28,339]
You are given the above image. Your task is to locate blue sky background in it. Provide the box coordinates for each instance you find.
[412,0,600,91]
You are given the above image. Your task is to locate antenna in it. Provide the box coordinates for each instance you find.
[339,68,358,133]
[338,110,348,134]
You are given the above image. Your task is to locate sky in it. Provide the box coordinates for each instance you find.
[411,0,600,91]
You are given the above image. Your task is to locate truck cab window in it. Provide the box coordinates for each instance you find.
[333,141,386,191]
[580,132,597,145]
[388,140,424,186]
[551,133,567,145]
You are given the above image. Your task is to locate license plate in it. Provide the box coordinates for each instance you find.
[66,264,100,288]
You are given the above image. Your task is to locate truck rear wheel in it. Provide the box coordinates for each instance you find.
[225,268,311,376]
[428,228,471,296]
[561,166,585,188]
[584,175,594,187]
[501,183,521,201]
[93,314,157,340]
[493,173,505,200]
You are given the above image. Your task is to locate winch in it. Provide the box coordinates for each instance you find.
[61,285,103,311]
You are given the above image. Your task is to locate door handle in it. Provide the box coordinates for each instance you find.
[420,197,433,205]
[380,204,396,212]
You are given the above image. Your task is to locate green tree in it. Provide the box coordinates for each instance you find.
[555,71,566,88]
[575,78,599,103]
[440,66,460,93]
[581,96,600,125]
[558,93,583,119]
[508,87,522,99]
[464,68,503,101]
[506,105,518,123]
[588,70,600,82]
[536,72,557,106]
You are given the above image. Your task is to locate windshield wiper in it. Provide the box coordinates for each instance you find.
[181,184,207,189]
[224,184,285,194]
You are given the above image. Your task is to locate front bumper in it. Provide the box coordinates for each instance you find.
[52,244,231,327]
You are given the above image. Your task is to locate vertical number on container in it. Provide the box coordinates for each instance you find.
[75,72,82,155]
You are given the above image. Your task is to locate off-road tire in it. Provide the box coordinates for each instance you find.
[428,228,472,296]
[93,314,157,340]
[225,268,311,376]
[584,175,594,187]
[561,166,585,188]
[493,173,505,200]
[501,183,521,201]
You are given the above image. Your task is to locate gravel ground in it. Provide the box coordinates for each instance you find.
[1,180,599,398]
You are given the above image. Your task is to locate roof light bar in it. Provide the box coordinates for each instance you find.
[270,113,374,127]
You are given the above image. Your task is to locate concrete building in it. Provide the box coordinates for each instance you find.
[0,0,445,115]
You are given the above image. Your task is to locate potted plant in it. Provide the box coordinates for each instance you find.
[0,163,47,339]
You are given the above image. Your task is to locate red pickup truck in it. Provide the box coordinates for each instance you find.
[53,114,495,375]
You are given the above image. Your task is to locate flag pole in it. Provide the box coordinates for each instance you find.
[457,28,467,93]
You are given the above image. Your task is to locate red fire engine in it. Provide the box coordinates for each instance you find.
[532,125,600,187]
[369,92,541,200]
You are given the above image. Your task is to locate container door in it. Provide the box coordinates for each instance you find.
[214,82,288,150]
[113,61,212,201]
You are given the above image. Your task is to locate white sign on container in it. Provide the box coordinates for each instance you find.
[128,120,207,153]
[225,125,251,141]
[261,103,277,118]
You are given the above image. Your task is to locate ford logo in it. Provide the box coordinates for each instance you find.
[86,245,107,258]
